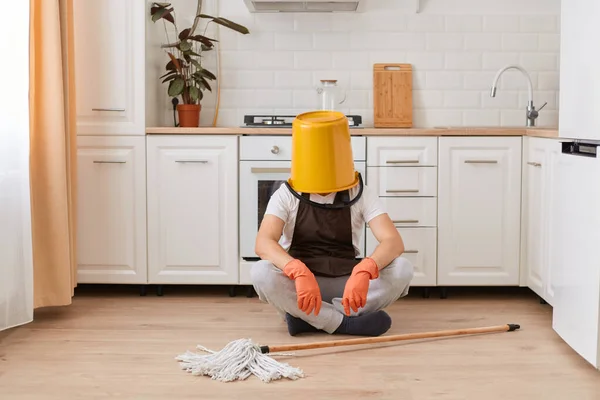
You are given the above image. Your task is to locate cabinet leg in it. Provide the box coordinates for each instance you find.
[139,285,147,296]
[228,285,237,297]
[246,286,255,298]
[440,288,448,299]
[156,285,164,297]
[422,288,430,298]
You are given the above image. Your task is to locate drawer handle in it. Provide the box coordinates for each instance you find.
[404,250,419,254]
[251,167,291,174]
[93,160,126,164]
[464,160,498,164]
[386,160,420,164]
[175,160,209,163]
[92,108,125,112]
[393,219,420,224]
[386,189,419,193]
[527,161,542,167]
[271,146,280,154]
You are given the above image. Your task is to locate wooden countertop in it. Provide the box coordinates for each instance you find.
[145,126,559,138]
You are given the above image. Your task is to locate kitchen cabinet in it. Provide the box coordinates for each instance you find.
[437,137,522,286]
[520,136,558,305]
[366,137,438,289]
[146,135,238,284]
[76,135,147,284]
[73,0,145,135]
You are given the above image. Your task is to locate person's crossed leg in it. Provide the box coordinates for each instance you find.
[251,256,414,336]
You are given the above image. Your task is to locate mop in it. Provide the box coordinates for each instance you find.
[175,323,521,383]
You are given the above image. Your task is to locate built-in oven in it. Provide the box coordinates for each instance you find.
[239,135,367,261]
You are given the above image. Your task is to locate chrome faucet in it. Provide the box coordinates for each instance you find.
[490,64,547,127]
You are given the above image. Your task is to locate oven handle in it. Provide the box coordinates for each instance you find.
[250,167,291,174]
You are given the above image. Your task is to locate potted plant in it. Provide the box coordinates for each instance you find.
[150,1,249,127]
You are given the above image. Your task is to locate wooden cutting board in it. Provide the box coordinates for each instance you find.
[373,63,413,128]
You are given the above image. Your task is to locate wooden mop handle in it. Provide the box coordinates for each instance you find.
[260,323,520,354]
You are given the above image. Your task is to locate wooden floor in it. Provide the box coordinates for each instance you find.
[1,285,599,399]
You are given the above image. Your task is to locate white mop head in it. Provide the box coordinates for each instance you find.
[176,338,305,383]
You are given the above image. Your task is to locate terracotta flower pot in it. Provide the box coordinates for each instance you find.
[177,104,201,127]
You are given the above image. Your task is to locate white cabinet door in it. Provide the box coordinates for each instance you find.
[73,0,145,135]
[76,135,147,284]
[521,137,559,305]
[438,137,522,286]
[147,135,238,284]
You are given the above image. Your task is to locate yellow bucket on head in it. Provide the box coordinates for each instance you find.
[288,110,359,194]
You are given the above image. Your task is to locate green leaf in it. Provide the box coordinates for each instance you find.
[168,77,185,97]
[190,59,202,70]
[200,44,213,52]
[159,70,177,79]
[189,86,200,102]
[167,52,182,72]
[151,7,174,24]
[162,74,177,83]
[179,40,192,52]
[197,68,216,80]
[189,35,217,48]
[197,14,250,34]
[179,28,191,40]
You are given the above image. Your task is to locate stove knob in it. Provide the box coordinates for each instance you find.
[271,146,280,154]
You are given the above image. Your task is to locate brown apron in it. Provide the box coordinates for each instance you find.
[286,188,361,277]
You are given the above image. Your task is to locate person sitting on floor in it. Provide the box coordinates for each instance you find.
[251,110,414,337]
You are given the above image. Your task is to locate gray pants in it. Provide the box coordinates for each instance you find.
[250,257,414,334]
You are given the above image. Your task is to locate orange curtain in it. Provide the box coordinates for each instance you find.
[29,0,78,308]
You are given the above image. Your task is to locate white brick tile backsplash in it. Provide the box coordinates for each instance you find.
[519,53,558,71]
[294,52,333,70]
[465,34,502,51]
[180,1,563,128]
[274,32,312,50]
[445,16,482,32]
[444,91,481,108]
[463,110,500,126]
[426,33,464,50]
[274,71,313,88]
[502,34,538,51]
[426,72,463,90]
[483,16,520,32]
[445,52,482,70]
[407,52,445,70]
[519,16,557,33]
[313,33,351,50]
[538,34,560,51]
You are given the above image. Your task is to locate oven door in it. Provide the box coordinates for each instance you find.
[240,160,292,260]
[240,160,367,260]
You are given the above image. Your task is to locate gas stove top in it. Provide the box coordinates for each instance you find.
[242,114,363,128]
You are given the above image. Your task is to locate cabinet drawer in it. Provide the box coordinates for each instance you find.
[367,166,437,197]
[240,135,366,161]
[379,197,437,227]
[366,227,437,286]
[367,137,438,166]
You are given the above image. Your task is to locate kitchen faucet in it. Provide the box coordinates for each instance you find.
[490,64,547,127]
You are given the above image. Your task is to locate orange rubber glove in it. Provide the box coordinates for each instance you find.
[283,259,322,316]
[342,257,380,316]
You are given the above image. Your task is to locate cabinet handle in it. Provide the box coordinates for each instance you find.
[527,161,542,167]
[93,160,126,164]
[175,160,209,163]
[464,160,498,164]
[392,219,420,224]
[386,160,420,164]
[403,250,419,254]
[251,167,291,174]
[92,108,125,112]
[386,189,419,193]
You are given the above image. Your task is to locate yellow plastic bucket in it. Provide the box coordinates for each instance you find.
[288,110,359,194]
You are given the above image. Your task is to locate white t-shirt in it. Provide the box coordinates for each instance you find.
[264,182,386,256]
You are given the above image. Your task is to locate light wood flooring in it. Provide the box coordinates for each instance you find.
[1,285,599,399]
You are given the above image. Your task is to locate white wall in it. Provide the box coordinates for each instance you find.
[146,0,561,128]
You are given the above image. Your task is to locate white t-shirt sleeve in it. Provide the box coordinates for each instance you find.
[264,184,291,223]
[360,184,386,224]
